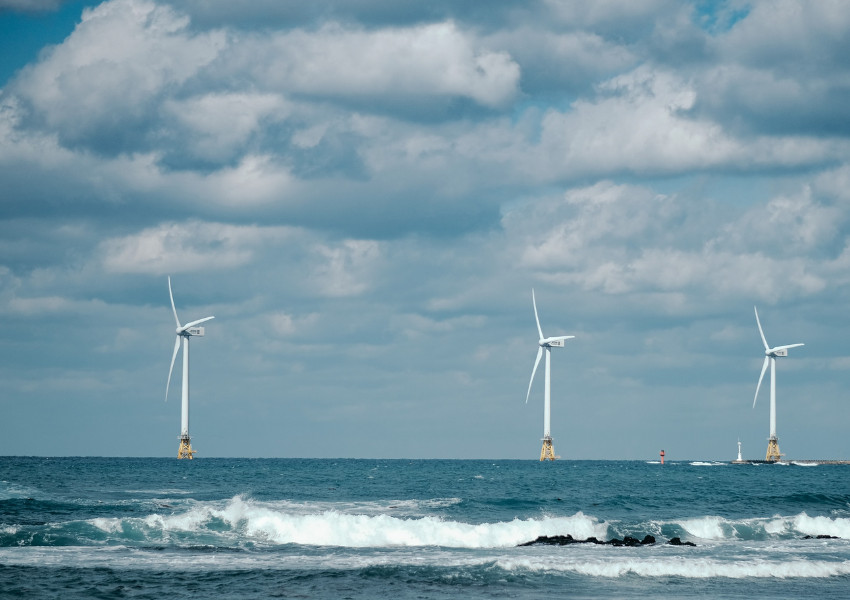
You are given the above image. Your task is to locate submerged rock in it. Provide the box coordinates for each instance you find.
[519,534,658,547]
[803,534,839,540]
[667,537,697,547]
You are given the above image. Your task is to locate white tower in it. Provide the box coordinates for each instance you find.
[752,306,803,462]
[166,276,215,459]
[525,289,574,461]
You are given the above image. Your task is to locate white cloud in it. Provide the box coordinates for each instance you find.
[711,186,844,256]
[99,221,297,274]
[722,0,850,66]
[250,21,520,108]
[94,152,296,207]
[162,92,289,162]
[507,180,832,304]
[528,66,850,180]
[11,0,226,144]
[311,239,382,297]
[268,311,318,337]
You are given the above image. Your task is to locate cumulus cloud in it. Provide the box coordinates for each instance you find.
[507,180,832,304]
[711,186,845,257]
[530,65,849,179]
[99,221,297,274]
[689,1,850,136]
[161,92,290,163]
[248,21,520,109]
[10,0,226,152]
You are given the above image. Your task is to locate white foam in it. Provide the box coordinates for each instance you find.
[497,556,850,578]
[90,518,123,534]
[679,516,728,540]
[215,496,608,548]
[2,546,850,580]
[793,513,850,539]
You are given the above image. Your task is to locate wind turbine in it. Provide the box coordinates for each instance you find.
[166,276,214,459]
[752,306,803,462]
[525,289,574,461]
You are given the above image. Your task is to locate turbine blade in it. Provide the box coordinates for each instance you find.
[166,336,180,402]
[179,315,215,332]
[773,343,804,351]
[526,347,543,404]
[532,289,543,340]
[168,276,181,328]
[753,356,769,408]
[754,306,769,350]
[546,335,575,342]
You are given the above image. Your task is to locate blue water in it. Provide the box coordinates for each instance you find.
[1,458,849,598]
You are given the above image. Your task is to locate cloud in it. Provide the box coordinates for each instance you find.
[160,92,290,164]
[245,21,520,110]
[99,221,297,274]
[506,180,833,305]
[689,1,850,136]
[10,0,226,152]
[711,186,845,257]
[485,27,637,94]
[311,239,382,297]
[0,0,64,12]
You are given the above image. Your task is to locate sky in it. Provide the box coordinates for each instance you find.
[1,0,849,460]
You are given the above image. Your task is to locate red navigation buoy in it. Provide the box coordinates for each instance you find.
[660,450,665,465]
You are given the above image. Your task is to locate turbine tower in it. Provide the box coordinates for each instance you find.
[525,289,574,461]
[752,306,803,462]
[166,276,214,460]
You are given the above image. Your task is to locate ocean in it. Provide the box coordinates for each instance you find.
[1,457,849,598]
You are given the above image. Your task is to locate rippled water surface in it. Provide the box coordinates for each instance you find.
[1,457,849,598]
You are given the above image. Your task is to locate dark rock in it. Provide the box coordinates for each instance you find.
[803,534,838,540]
[667,537,696,547]
[518,534,575,546]
[608,537,634,546]
[519,533,664,547]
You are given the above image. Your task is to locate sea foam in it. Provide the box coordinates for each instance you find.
[215,496,608,548]
[497,556,850,578]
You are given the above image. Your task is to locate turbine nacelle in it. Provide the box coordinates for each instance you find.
[539,335,574,348]
[752,306,804,409]
[166,276,214,403]
[765,344,802,358]
[526,289,574,405]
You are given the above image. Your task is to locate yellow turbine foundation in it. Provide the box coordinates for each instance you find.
[765,437,781,462]
[540,436,556,461]
[178,436,196,460]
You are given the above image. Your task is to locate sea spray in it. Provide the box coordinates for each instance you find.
[215,495,609,548]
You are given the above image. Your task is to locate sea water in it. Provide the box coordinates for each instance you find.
[1,457,849,598]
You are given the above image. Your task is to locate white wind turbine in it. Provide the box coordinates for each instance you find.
[166,276,214,459]
[752,306,803,462]
[525,289,574,461]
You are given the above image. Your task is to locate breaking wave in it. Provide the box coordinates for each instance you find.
[3,495,850,550]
